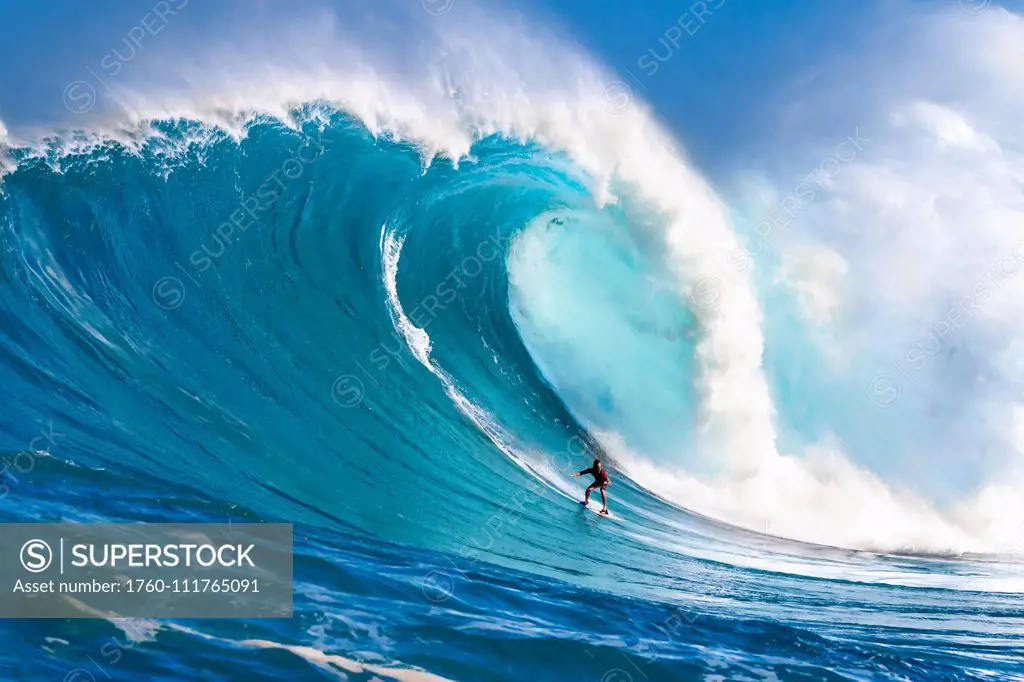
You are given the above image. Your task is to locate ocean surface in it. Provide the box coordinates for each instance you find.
[1,74,1023,680]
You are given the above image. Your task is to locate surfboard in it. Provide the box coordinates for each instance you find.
[580,501,614,518]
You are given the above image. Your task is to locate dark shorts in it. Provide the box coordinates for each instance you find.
[588,481,608,489]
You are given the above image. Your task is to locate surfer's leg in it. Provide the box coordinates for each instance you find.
[583,484,596,504]
[599,485,608,512]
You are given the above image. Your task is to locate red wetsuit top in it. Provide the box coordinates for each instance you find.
[579,467,610,486]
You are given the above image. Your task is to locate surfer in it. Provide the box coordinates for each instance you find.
[574,459,611,515]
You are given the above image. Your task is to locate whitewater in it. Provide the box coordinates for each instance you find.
[2,1,1024,680]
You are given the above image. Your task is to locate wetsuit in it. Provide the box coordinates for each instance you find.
[579,466,610,487]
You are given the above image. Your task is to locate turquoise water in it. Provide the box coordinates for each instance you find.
[1,111,1022,680]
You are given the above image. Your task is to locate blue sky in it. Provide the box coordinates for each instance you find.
[529,0,872,160]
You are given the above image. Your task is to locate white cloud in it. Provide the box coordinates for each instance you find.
[735,4,1024,525]
[777,244,848,325]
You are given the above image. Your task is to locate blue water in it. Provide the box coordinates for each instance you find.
[1,112,1023,681]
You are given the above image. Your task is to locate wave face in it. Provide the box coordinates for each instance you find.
[2,3,1024,680]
